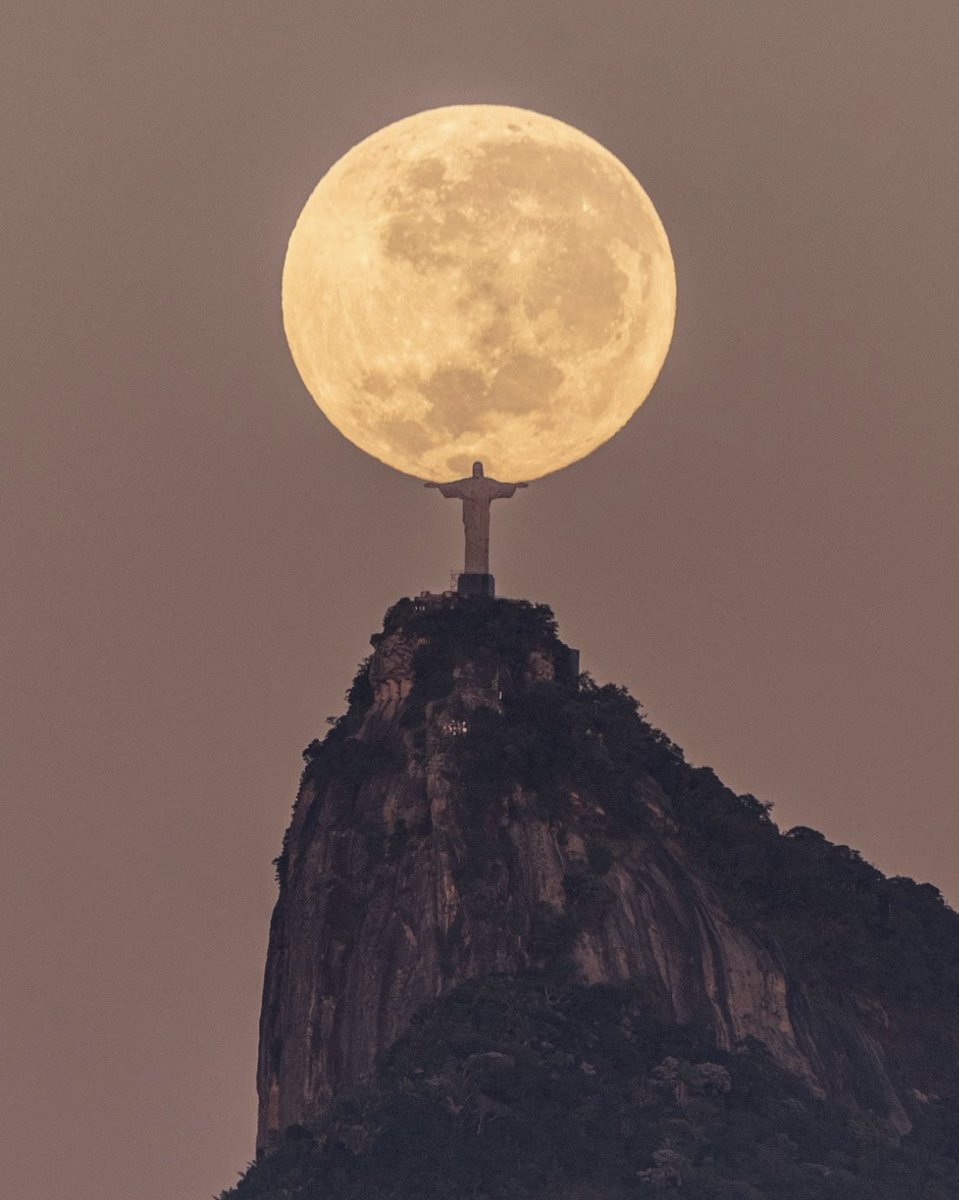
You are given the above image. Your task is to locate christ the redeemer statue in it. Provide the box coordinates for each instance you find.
[425,461,528,586]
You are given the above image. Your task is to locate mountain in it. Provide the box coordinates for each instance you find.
[221,596,959,1199]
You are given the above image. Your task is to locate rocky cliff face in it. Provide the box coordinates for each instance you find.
[256,596,958,1151]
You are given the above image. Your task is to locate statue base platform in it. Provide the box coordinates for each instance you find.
[457,573,495,598]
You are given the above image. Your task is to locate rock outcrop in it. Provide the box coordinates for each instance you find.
[256,595,958,1150]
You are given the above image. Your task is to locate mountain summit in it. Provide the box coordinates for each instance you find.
[226,596,959,1198]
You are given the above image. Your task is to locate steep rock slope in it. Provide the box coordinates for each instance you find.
[256,596,959,1151]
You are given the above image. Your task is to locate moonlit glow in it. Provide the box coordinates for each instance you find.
[283,105,676,481]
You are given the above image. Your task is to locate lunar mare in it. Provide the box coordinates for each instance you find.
[283,105,675,481]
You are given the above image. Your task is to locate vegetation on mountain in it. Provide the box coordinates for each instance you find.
[221,973,959,1200]
[237,598,959,1198]
[370,598,959,1013]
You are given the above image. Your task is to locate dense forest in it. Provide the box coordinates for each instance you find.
[222,973,959,1199]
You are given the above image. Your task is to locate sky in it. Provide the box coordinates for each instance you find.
[2,3,958,1198]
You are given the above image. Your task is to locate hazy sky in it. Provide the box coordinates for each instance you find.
[3,3,958,1198]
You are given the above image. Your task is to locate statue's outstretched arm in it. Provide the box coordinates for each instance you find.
[424,479,469,499]
[491,481,529,499]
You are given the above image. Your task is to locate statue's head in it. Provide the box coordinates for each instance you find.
[472,461,484,477]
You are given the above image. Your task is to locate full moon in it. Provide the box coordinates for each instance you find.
[283,105,675,481]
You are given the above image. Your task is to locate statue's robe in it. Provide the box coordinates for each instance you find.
[436,475,521,574]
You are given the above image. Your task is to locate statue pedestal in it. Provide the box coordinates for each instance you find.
[457,573,495,598]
